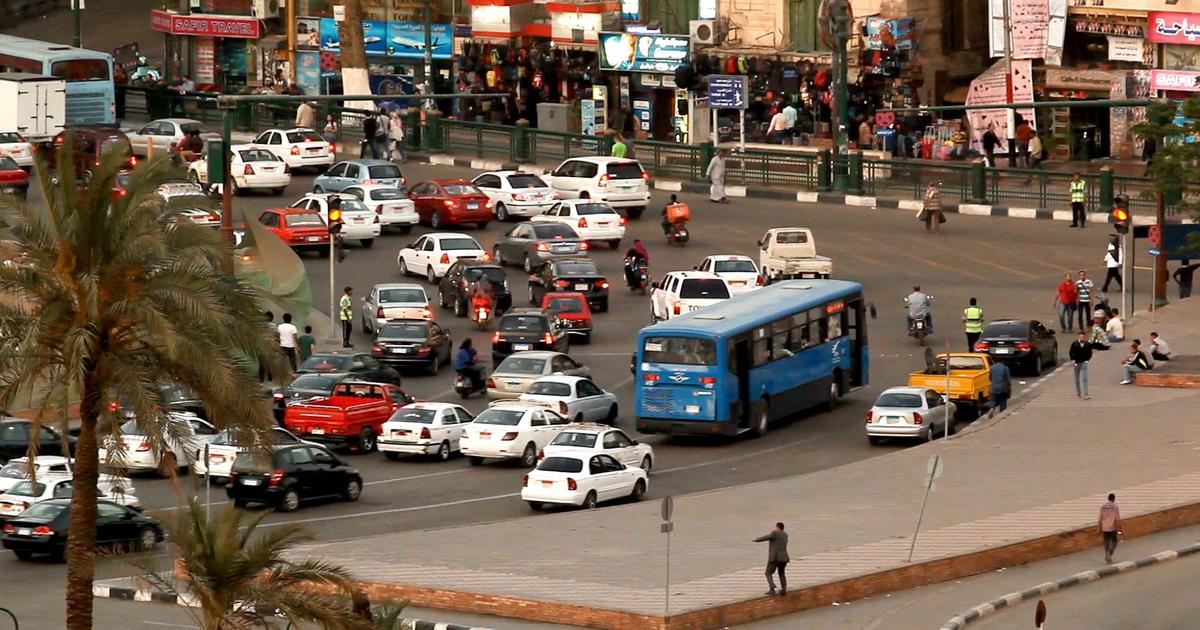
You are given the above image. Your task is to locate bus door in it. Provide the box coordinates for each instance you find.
[733,337,752,426]
[848,299,867,387]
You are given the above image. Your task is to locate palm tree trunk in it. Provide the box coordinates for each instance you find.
[338,0,372,111]
[65,369,102,630]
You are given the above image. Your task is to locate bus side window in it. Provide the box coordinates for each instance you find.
[727,340,739,373]
[829,311,843,338]
[753,338,770,366]
[770,318,790,360]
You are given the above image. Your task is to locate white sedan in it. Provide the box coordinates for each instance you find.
[341,184,419,233]
[288,194,381,247]
[378,402,474,461]
[188,145,290,195]
[518,375,618,425]
[0,131,33,168]
[0,473,140,519]
[487,351,591,399]
[190,427,313,482]
[459,402,569,467]
[542,424,654,472]
[98,413,220,476]
[865,386,958,444]
[153,182,222,227]
[471,170,560,221]
[531,200,626,249]
[0,456,73,493]
[697,255,763,296]
[397,232,487,282]
[126,118,217,156]
[251,127,335,171]
[521,453,647,510]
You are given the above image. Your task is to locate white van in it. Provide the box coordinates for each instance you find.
[544,157,651,219]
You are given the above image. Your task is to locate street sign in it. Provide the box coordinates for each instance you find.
[708,75,748,109]
[1149,247,1161,256]
[661,495,674,521]
[1149,224,1161,248]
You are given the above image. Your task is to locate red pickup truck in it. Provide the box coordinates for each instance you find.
[284,381,413,452]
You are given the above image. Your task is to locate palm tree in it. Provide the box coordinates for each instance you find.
[164,497,365,630]
[0,144,289,629]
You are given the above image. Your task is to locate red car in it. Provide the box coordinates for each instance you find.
[47,126,137,177]
[257,207,330,254]
[540,291,593,343]
[408,179,493,229]
[0,156,28,196]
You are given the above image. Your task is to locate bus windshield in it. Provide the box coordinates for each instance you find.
[643,336,716,366]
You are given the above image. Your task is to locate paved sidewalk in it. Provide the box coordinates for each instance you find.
[299,297,1200,627]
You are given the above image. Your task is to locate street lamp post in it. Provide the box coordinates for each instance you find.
[820,0,853,191]
[423,0,434,105]
[72,0,83,48]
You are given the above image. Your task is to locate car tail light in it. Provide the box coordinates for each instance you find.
[420,427,431,439]
[416,344,431,353]
[1016,342,1034,351]
[291,146,300,155]
[108,400,119,413]
[373,215,380,224]
[756,275,765,286]
[551,191,561,199]
[641,171,651,180]
[376,307,385,318]
[227,472,238,485]
[522,474,529,487]
[699,376,716,384]
[643,374,659,382]
[619,216,628,226]
[537,448,545,460]
[283,164,291,174]
[31,525,53,537]
[542,333,554,344]
[673,301,682,315]
[273,392,284,400]
[485,200,493,209]
[135,440,151,452]
[268,468,285,487]
[579,242,589,250]
[371,344,384,356]
[555,280,570,288]
[363,179,375,185]
[2,523,13,533]
[536,242,550,252]
[578,217,587,228]
[421,308,433,319]
[329,142,336,153]
[487,377,496,388]
[567,478,577,491]
[492,332,500,344]
[501,432,519,441]
[865,410,873,424]
[512,193,526,202]
[243,164,254,175]
[599,174,609,185]
[400,177,407,185]
[913,412,923,425]
[481,252,492,261]
[129,156,139,166]
[444,199,456,208]
[974,341,990,351]
[440,253,449,264]
[598,281,609,289]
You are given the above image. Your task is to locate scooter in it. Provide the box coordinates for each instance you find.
[472,302,492,330]
[908,317,931,346]
[454,369,486,398]
[624,257,650,294]
[666,221,690,245]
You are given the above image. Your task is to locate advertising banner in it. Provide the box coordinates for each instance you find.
[150,9,261,38]
[599,32,690,73]
[317,18,451,59]
[1148,11,1200,45]
[296,51,321,95]
[863,17,915,50]
[193,37,215,83]
[1150,69,1200,92]
[296,17,320,51]
[965,59,1034,154]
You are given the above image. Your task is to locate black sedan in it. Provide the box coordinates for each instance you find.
[271,372,354,422]
[974,319,1059,376]
[371,319,453,375]
[0,418,75,464]
[2,498,163,561]
[226,444,362,512]
[437,258,512,317]
[491,308,570,364]
[295,352,401,386]
[528,258,610,312]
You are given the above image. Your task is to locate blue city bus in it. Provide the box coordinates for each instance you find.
[0,34,115,125]
[635,280,868,436]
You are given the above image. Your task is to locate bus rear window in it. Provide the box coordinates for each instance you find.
[643,336,716,366]
[51,59,110,81]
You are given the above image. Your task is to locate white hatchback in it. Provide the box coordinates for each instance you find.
[0,131,33,168]
[698,255,763,296]
[471,170,560,221]
[397,233,487,282]
[650,271,733,322]
[288,193,381,246]
[341,184,419,233]
[378,402,474,461]
[518,375,619,425]
[544,157,651,216]
[541,424,654,472]
[251,127,334,171]
[865,386,958,444]
[459,402,569,467]
[521,452,648,510]
[531,200,626,249]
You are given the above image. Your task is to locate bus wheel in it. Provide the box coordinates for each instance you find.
[752,400,770,437]
[824,378,840,412]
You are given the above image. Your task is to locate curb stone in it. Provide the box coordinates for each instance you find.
[939,541,1200,629]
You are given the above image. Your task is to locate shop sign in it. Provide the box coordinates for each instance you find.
[551,12,604,43]
[150,10,261,38]
[472,5,518,36]
[1043,67,1120,91]
[318,18,452,59]
[621,0,639,22]
[599,32,690,73]
[1069,0,1200,13]
[1107,36,1145,62]
[1150,69,1200,92]
[193,37,215,83]
[633,98,651,132]
[1072,20,1143,38]
[296,17,321,50]
[863,17,915,51]
[1148,11,1200,45]
[1163,43,1200,70]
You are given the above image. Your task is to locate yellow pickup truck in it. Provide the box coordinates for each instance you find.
[907,352,993,418]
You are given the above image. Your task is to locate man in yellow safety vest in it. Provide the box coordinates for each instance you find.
[1069,172,1086,228]
[964,297,985,352]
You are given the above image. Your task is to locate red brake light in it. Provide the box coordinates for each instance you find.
[31,525,53,536]
[487,377,496,388]
[492,332,500,344]
[2,523,13,534]
[290,146,300,155]
[420,427,431,439]
[443,199,455,207]
[756,275,765,286]
[440,253,449,264]
[542,333,554,344]
[129,156,139,166]
[522,474,529,487]
[363,178,374,185]
[643,374,660,381]
[269,468,285,487]
[579,242,589,250]
[376,307,384,318]
[371,345,384,356]
[1016,342,1034,351]
[619,216,627,225]
[567,478,578,491]
[578,217,587,228]
[416,344,431,353]
[108,401,119,412]
[974,341,990,351]
[555,280,570,288]
[599,174,609,184]
[865,410,873,423]
[673,301,681,315]
[537,448,545,460]
[501,432,519,441]
[699,376,716,384]
[536,242,550,252]
[913,412,923,425]
[641,171,651,180]
[599,281,609,289]
[135,440,151,452]
[244,164,253,175]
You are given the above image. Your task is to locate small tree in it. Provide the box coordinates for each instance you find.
[1134,96,1200,222]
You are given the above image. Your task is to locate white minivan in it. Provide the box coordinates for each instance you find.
[544,157,651,219]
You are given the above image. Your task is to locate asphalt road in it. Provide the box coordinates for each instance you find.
[0,159,1158,628]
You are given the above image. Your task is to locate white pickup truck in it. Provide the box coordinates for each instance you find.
[757,227,832,282]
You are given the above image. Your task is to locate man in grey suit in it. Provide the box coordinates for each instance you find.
[753,521,790,595]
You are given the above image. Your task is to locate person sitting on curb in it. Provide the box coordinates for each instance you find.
[1089,317,1111,351]
[1148,332,1172,362]
[1105,308,1125,343]
[1120,341,1152,385]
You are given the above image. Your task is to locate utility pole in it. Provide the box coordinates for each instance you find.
[286,0,297,87]
[1155,190,1169,307]
[423,0,434,105]
[820,0,853,191]
[1001,0,1017,168]
[72,0,83,48]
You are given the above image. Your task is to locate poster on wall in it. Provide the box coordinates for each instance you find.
[387,21,453,59]
[863,17,915,50]
[989,0,1063,60]
[1107,36,1145,62]
[363,20,387,56]
[320,17,340,51]
[296,17,321,50]
[599,32,690,73]
[193,37,215,84]
[296,50,321,95]
[965,59,1034,154]
[633,98,651,132]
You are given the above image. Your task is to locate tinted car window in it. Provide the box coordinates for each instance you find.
[0,157,20,170]
[388,407,438,423]
[0,132,23,143]
[876,393,923,408]
[379,322,428,338]
[232,452,273,472]
[532,224,578,239]
[574,203,617,216]
[555,261,600,276]
[606,163,644,179]
[982,323,1031,338]
[367,164,401,179]
[22,502,67,519]
[289,373,342,390]
[464,267,506,284]
[714,260,758,273]
[369,188,406,200]
[287,130,324,142]
[679,279,730,299]
[499,315,548,332]
[507,174,547,188]
[496,356,546,374]
[473,409,524,425]
[775,231,808,244]
[526,381,572,397]
[8,480,45,497]
[440,238,481,251]
[546,297,583,313]
[538,456,584,473]
[378,288,426,303]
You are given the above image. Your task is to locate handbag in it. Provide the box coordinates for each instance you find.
[915,208,928,222]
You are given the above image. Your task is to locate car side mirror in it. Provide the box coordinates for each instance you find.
[756,240,763,248]
[631,439,639,445]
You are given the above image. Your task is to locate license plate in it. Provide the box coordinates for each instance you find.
[311,427,325,435]
[308,147,320,153]
[467,203,479,209]
[575,284,589,291]
[731,281,746,285]
[514,343,531,351]
[995,347,1012,354]
[306,236,319,242]
[241,478,261,486]
[353,218,364,223]
[211,455,225,462]
[541,480,553,486]
[480,432,491,439]
[392,347,408,354]
[393,430,408,437]
[597,221,610,226]
[17,528,30,536]
[685,405,700,413]
[889,417,901,424]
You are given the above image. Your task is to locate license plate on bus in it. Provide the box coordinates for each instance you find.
[514,343,531,351]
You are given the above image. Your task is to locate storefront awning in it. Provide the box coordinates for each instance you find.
[150,10,261,39]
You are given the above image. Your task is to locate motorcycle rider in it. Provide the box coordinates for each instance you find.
[661,194,690,237]
[453,338,486,391]
[905,285,933,332]
[624,239,650,288]
[469,276,495,322]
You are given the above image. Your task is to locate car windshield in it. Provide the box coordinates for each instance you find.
[546,297,583,313]
[380,322,427,338]
[289,374,341,391]
[775,231,808,244]
[538,456,583,473]
[643,336,717,366]
[526,381,571,397]
[443,184,481,195]
[300,355,352,371]
[714,260,757,273]
[0,462,29,479]
[287,130,323,142]
[0,132,22,143]
[876,393,923,408]
[368,164,402,179]
[0,156,18,170]
[369,188,406,200]
[574,203,616,216]
[8,480,46,497]
[606,163,644,179]
[532,224,578,239]
[231,452,273,473]
[679,279,730,299]
[507,174,547,188]
[21,502,66,519]
[440,238,481,251]
[473,409,524,425]
[982,323,1030,338]
[464,267,506,284]
[378,288,425,303]
[550,432,598,448]
[285,213,324,227]
[499,315,548,332]
[496,356,546,375]
[237,149,277,162]
[556,261,600,276]
[388,407,437,424]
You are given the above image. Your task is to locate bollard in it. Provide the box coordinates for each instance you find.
[970,160,986,204]
[817,149,832,192]
[848,151,863,195]
[404,108,421,153]
[514,119,530,164]
[1099,166,1114,213]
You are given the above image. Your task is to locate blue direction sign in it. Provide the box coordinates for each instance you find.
[1149,247,1161,256]
[708,75,748,109]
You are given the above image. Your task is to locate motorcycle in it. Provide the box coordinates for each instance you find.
[908,316,930,346]
[666,221,689,245]
[472,302,493,330]
[454,369,486,399]
[624,256,650,294]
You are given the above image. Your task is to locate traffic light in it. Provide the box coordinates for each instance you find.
[1109,194,1130,234]
[328,208,343,234]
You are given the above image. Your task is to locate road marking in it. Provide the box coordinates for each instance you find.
[364,468,470,486]
[259,492,521,527]
[655,434,825,475]
[901,235,1038,280]
[854,234,990,282]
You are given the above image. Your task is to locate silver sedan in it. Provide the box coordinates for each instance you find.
[492,222,588,273]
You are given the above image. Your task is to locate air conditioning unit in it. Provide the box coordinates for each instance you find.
[690,19,720,46]
[252,0,280,18]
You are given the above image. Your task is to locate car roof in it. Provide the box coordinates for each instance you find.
[152,118,203,125]
[399,402,461,410]
[555,423,616,434]
[373,282,426,291]
[707,254,754,261]
[531,374,588,385]
[337,159,396,166]
[272,127,320,133]
[563,156,642,166]
[501,350,564,360]
[426,232,473,240]
[268,207,321,215]
[665,270,724,280]
[551,257,597,267]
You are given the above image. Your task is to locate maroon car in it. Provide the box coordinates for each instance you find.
[0,156,29,196]
[408,179,493,230]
